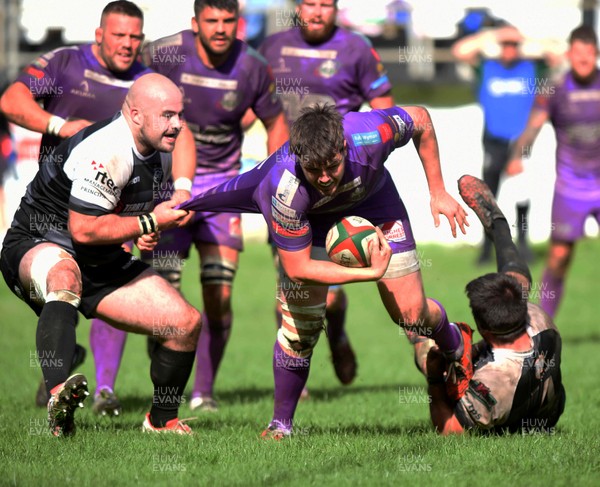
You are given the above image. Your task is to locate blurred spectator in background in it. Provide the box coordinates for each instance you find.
[453,24,562,265]
[507,25,600,320]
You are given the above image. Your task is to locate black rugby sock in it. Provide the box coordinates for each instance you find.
[516,202,530,244]
[492,217,531,284]
[149,345,195,427]
[36,301,78,396]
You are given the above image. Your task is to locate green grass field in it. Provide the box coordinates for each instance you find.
[1,239,599,486]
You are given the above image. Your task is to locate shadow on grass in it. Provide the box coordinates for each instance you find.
[114,382,419,412]
[561,333,600,345]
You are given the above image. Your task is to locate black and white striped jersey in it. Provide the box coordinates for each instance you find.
[10,112,171,265]
[455,303,565,433]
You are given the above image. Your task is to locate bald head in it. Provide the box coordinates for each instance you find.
[124,73,182,113]
[123,73,184,155]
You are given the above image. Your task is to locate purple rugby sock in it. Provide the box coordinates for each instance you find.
[428,299,461,354]
[90,318,127,393]
[540,269,564,318]
[193,312,231,398]
[271,341,310,431]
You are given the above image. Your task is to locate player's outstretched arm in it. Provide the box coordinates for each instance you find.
[506,106,549,176]
[69,200,188,245]
[426,346,465,435]
[400,105,468,237]
[0,82,91,137]
[278,227,391,286]
[170,123,196,226]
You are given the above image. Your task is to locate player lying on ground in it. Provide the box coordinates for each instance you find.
[178,103,472,439]
[420,175,565,435]
[0,74,200,436]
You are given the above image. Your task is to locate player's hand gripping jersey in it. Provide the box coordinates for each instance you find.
[179,107,415,250]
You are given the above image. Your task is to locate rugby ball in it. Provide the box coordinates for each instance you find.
[326,216,378,268]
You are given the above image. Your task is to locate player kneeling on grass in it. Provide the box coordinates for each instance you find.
[177,103,472,439]
[420,175,566,435]
[0,73,200,436]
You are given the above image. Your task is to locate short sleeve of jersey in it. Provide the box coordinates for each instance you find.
[533,74,560,117]
[346,106,414,165]
[16,47,72,101]
[352,34,392,101]
[262,147,312,251]
[454,364,512,430]
[246,48,282,122]
[65,127,134,216]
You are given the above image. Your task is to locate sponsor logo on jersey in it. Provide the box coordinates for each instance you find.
[369,75,390,91]
[464,402,482,421]
[352,130,382,146]
[271,218,309,238]
[220,91,240,111]
[84,69,134,89]
[377,123,393,143]
[568,89,600,102]
[84,160,119,199]
[229,216,242,238]
[180,73,238,90]
[115,201,153,215]
[193,124,235,145]
[487,77,527,96]
[25,66,44,79]
[271,197,297,218]
[273,57,292,74]
[70,80,96,99]
[468,380,497,410]
[94,170,119,191]
[317,59,339,79]
[381,221,406,242]
[391,114,407,140]
[281,46,337,60]
[276,169,300,205]
[152,168,164,189]
[33,57,48,69]
[127,176,141,186]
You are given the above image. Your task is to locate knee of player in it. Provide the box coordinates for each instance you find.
[277,301,326,355]
[29,247,82,303]
[174,307,201,343]
[186,306,202,334]
[326,287,347,311]
[200,255,237,287]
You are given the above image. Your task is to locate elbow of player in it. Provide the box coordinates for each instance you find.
[285,271,307,286]
[69,223,96,245]
[281,266,309,285]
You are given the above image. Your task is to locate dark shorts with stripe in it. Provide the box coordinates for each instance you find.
[1,226,149,318]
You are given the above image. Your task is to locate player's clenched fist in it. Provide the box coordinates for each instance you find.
[368,227,392,279]
[153,199,190,230]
